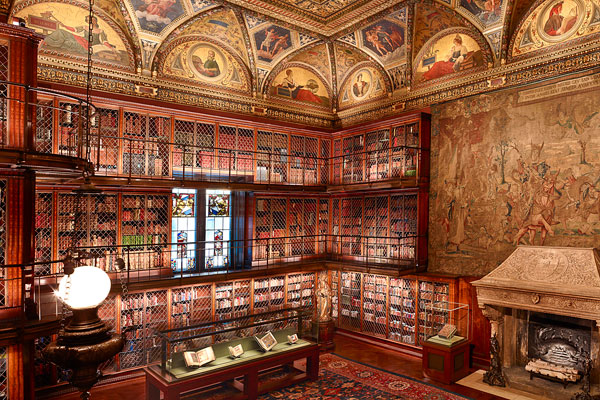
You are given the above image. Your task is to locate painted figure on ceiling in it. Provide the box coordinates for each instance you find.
[255,25,293,62]
[461,0,503,25]
[192,49,220,77]
[544,1,578,36]
[42,14,117,58]
[423,34,468,81]
[279,69,323,104]
[352,73,369,98]
[137,0,177,22]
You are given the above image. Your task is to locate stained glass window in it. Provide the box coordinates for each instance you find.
[171,188,197,272]
[205,190,231,269]
[208,194,229,216]
[172,193,195,217]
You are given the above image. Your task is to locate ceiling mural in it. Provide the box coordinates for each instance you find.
[268,66,330,108]
[413,3,469,58]
[161,39,250,92]
[338,64,387,109]
[127,0,187,35]
[414,29,488,85]
[14,0,135,70]
[161,8,249,67]
[458,0,506,28]
[16,0,600,127]
[511,0,600,58]
[333,42,371,84]
[289,43,332,84]
[351,8,408,69]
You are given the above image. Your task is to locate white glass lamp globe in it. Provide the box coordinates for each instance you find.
[57,266,111,310]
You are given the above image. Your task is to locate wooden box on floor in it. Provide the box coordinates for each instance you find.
[421,338,470,384]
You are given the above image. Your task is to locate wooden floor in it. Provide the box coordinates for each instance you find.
[49,335,503,399]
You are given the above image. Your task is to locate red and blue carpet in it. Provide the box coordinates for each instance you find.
[259,353,471,400]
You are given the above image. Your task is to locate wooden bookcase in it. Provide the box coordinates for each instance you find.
[334,271,456,350]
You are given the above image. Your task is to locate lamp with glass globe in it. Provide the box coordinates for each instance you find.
[43,262,124,400]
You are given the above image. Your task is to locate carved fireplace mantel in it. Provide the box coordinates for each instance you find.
[473,246,600,399]
[473,246,600,322]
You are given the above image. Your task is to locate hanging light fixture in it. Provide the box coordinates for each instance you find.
[42,0,124,398]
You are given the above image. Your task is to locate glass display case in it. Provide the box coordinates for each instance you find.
[421,301,470,346]
[154,306,315,376]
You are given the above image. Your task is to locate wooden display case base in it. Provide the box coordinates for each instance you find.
[422,338,470,385]
[313,320,335,351]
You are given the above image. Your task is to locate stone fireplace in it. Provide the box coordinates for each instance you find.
[473,246,600,399]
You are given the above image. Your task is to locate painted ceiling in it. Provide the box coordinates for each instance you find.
[12,0,600,126]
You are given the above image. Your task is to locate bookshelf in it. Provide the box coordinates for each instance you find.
[56,193,118,260]
[233,280,252,318]
[290,135,318,184]
[256,130,288,183]
[123,112,170,177]
[218,125,254,173]
[320,138,330,185]
[389,278,417,345]
[362,274,387,338]
[318,198,329,254]
[35,98,54,153]
[253,277,271,315]
[119,292,146,370]
[34,192,53,276]
[340,271,361,332]
[90,107,119,174]
[253,197,287,261]
[145,290,169,364]
[173,120,216,172]
[120,193,170,268]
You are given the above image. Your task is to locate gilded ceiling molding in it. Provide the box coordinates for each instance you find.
[223,0,397,36]
[232,7,257,94]
[326,41,338,108]
[115,0,142,70]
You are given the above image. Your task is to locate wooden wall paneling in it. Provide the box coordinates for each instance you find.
[416,188,428,268]
[459,277,490,369]
[418,113,431,183]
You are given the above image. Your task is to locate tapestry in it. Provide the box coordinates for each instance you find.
[429,73,600,276]
[184,353,471,399]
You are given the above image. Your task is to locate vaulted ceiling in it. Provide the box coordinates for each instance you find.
[12,0,600,127]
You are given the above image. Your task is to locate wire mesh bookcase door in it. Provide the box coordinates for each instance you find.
[236,127,254,174]
[196,122,216,173]
[253,277,270,315]
[288,199,303,257]
[89,193,117,263]
[269,275,286,311]
[122,112,147,176]
[273,132,288,183]
[305,137,318,184]
[57,102,82,157]
[271,198,287,261]
[362,274,387,338]
[191,284,213,325]
[253,197,270,262]
[148,116,170,177]
[303,199,317,255]
[173,119,195,174]
[233,279,251,318]
[57,193,89,259]
[35,98,54,154]
[218,125,237,172]
[320,138,330,184]
[119,292,146,370]
[34,192,53,276]
[89,108,119,175]
[318,198,329,254]
[390,193,418,262]
[98,295,117,372]
[256,130,272,183]
[290,135,304,185]
[147,194,170,268]
[145,290,168,364]
[389,278,417,345]
[340,271,361,332]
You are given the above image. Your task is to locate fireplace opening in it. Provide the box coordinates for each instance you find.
[527,312,592,371]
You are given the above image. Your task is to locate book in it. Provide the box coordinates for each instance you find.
[183,347,215,368]
[255,331,277,351]
[427,335,465,347]
[287,334,298,344]
[438,324,457,339]
[228,344,244,358]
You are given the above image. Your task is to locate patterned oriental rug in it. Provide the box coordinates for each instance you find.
[258,353,472,400]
